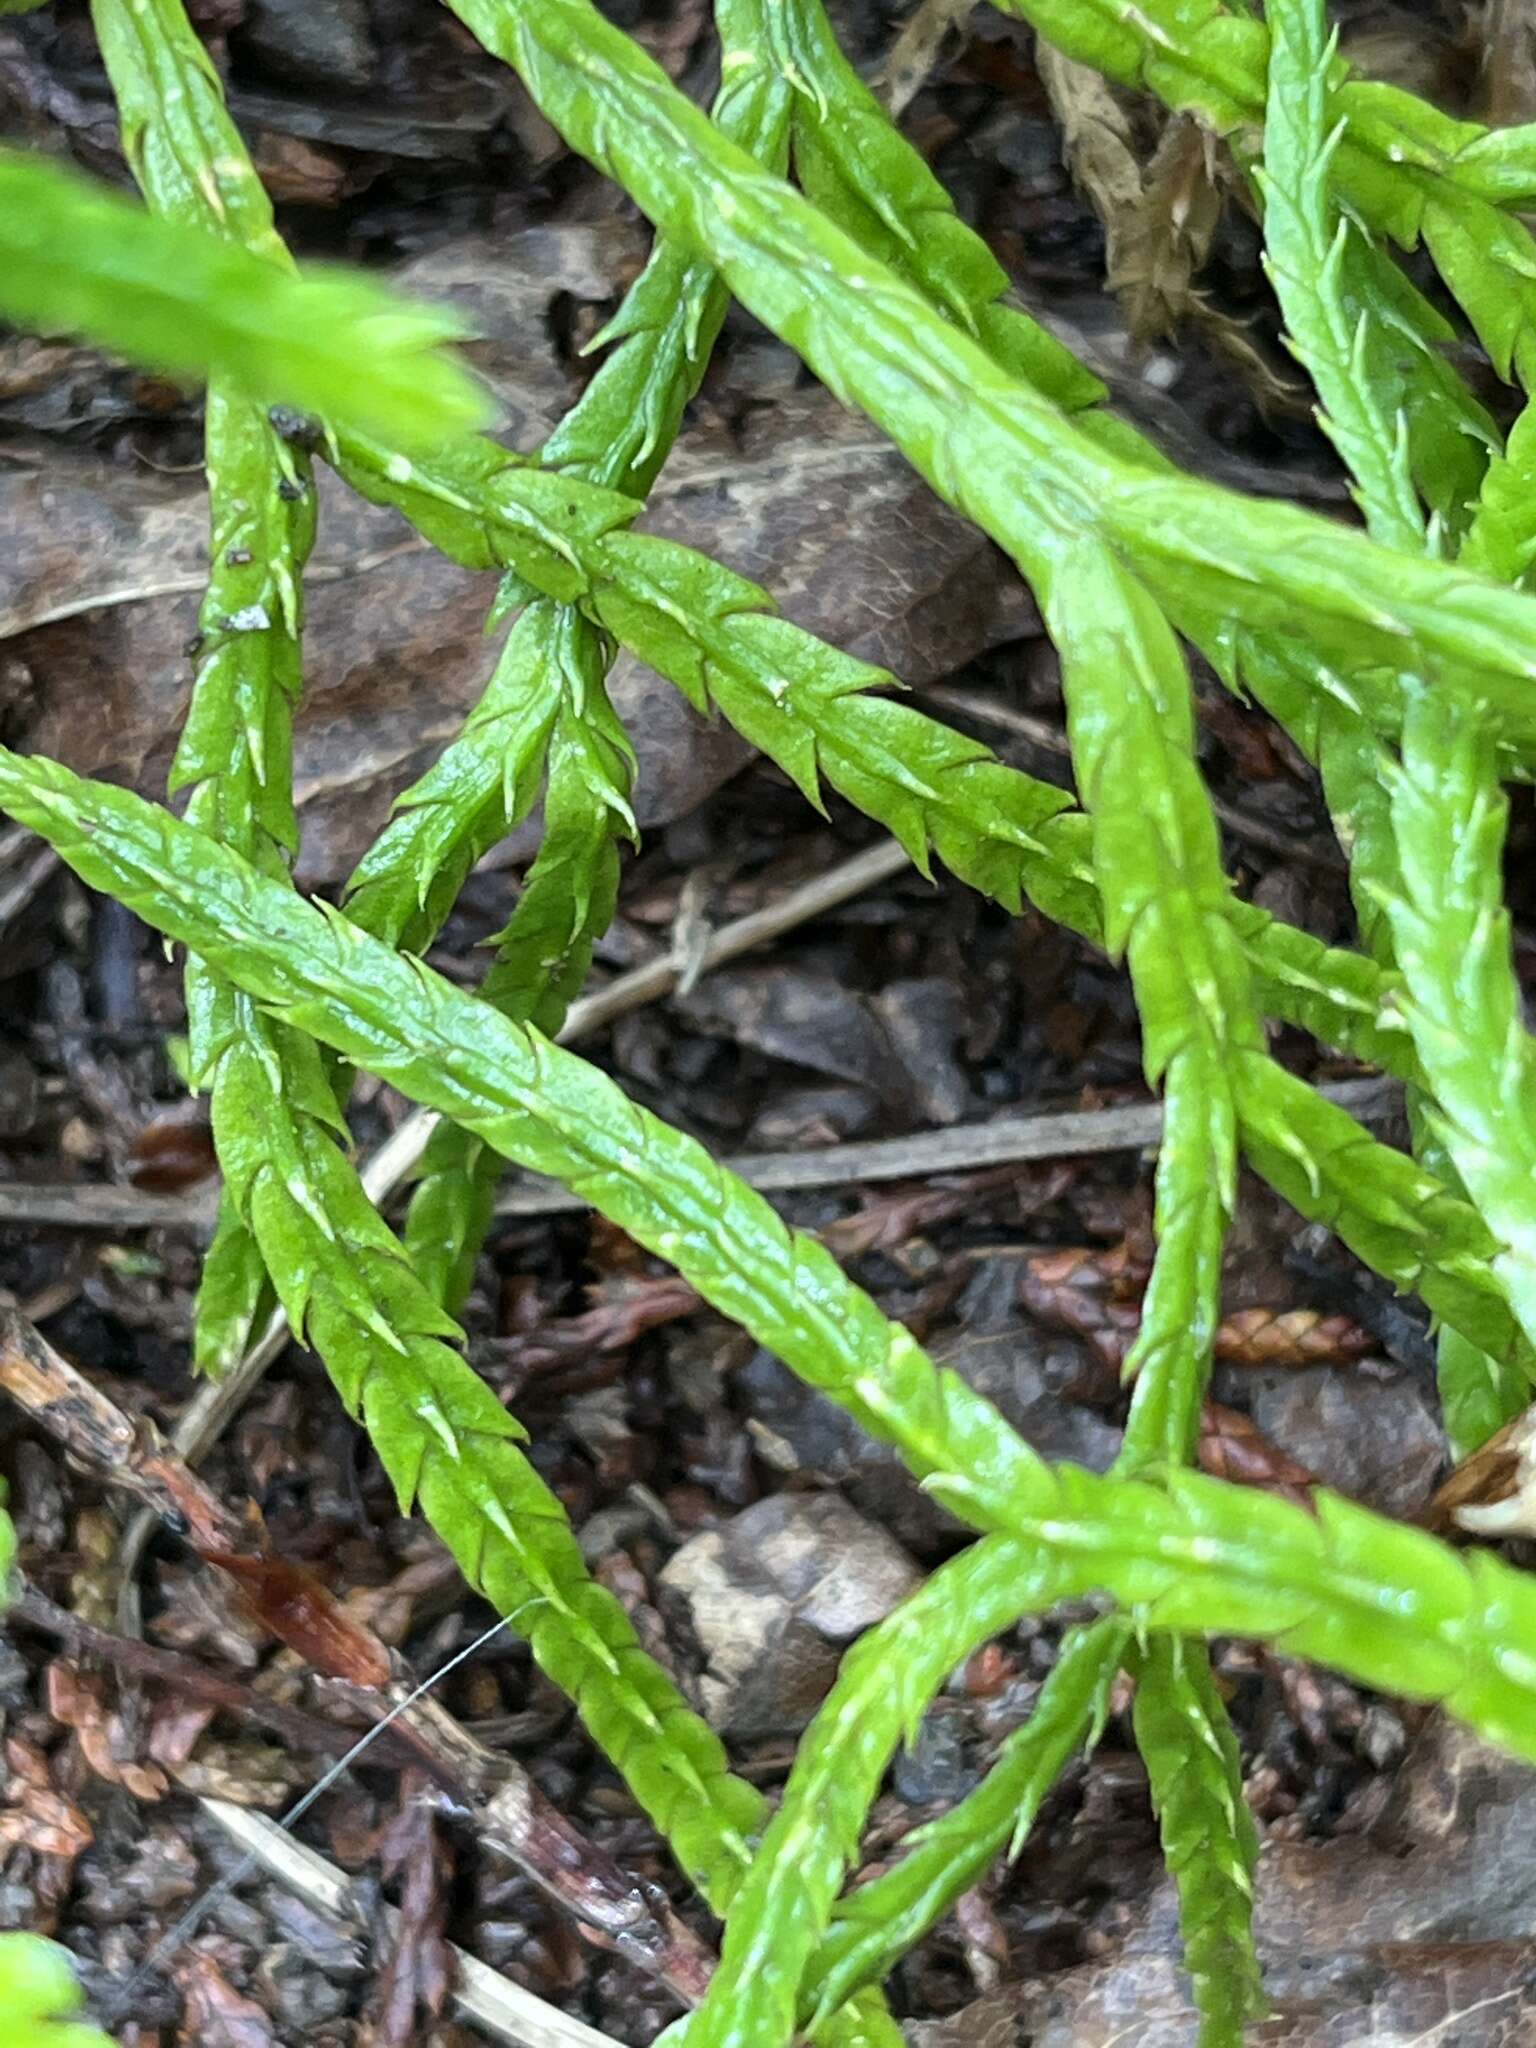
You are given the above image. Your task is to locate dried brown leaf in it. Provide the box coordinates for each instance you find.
[819,1163,1064,1259]
[0,1735,93,1862]
[46,1660,169,1801]
[491,1273,703,1378]
[1016,1242,1147,1371]
[879,0,977,117]
[128,1106,218,1193]
[1037,46,1144,301]
[1020,1245,1376,1373]
[194,1551,391,1688]
[175,1951,278,2048]
[1117,115,1223,344]
[1433,1402,1536,1539]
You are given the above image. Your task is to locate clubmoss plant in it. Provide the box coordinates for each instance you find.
[0,1933,116,2048]
[6,3,1536,2042]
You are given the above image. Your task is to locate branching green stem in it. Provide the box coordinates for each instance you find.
[672,1537,1076,2048]
[803,1617,1129,2029]
[84,0,783,1933]
[436,0,1536,732]
[1259,0,1424,553]
[1255,0,1535,1449]
[92,0,321,1376]
[369,52,792,1315]
[327,426,1420,1081]
[1040,546,1260,1473]
[6,755,1536,1762]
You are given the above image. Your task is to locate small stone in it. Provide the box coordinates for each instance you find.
[892,1703,979,1806]
[1244,1364,1446,1517]
[659,1493,922,1735]
[237,0,377,91]
[872,978,972,1125]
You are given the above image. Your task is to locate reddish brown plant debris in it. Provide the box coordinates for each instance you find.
[1199,1402,1321,1505]
[194,1551,392,1690]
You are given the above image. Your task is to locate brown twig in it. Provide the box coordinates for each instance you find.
[483,1075,1398,1217]
[0,821,62,939]
[0,1075,1400,1233]
[8,1583,423,1772]
[878,0,976,116]
[0,1182,218,1230]
[202,1798,620,2048]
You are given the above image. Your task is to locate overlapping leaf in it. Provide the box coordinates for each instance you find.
[0,1936,116,2048]
[1134,1638,1265,2045]
[6,756,1536,1769]
[0,149,487,447]
[421,0,1536,741]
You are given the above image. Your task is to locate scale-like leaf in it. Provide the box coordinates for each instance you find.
[343,602,572,956]
[398,604,633,1312]
[334,432,1073,904]
[1338,235,1495,540]
[540,15,792,501]
[1463,398,1536,588]
[1041,547,1260,1472]
[178,389,314,1377]
[1260,0,1423,552]
[1134,1637,1266,2044]
[83,0,779,1922]
[1033,536,1261,2023]
[1253,4,1532,1450]
[92,0,323,1378]
[1385,687,1536,1354]
[0,149,488,448]
[672,1537,1076,2048]
[1235,1059,1524,1369]
[335,26,785,997]
[804,1618,1128,2028]
[0,1936,116,2048]
[194,987,763,1902]
[8,755,1536,1765]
